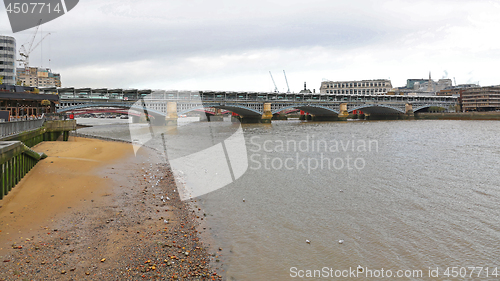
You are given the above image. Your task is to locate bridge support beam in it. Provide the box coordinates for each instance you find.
[261,103,273,123]
[166,102,178,126]
[339,103,349,119]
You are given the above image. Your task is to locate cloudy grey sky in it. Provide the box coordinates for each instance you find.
[1,0,499,91]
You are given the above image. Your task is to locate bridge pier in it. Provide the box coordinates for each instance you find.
[234,103,274,123]
[261,103,273,123]
[198,112,209,122]
[405,103,415,119]
[166,102,178,126]
[339,103,349,119]
[299,111,306,120]
[299,111,314,121]
[231,112,240,122]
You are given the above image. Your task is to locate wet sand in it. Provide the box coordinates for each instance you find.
[0,137,222,280]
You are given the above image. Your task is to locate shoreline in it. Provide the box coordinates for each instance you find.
[0,136,223,280]
[414,111,500,120]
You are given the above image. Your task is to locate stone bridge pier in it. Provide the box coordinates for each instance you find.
[405,103,414,117]
[233,103,273,123]
[261,103,273,123]
[339,103,349,118]
[166,102,178,125]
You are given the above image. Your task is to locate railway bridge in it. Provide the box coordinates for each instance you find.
[44,88,458,124]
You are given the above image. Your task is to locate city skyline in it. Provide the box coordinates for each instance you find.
[1,0,499,91]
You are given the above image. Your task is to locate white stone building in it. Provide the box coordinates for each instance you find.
[320,79,392,95]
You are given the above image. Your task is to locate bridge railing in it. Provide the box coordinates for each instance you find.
[0,117,46,138]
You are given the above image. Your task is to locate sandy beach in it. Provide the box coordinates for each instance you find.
[0,137,222,280]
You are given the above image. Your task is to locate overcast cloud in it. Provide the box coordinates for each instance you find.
[1,0,499,91]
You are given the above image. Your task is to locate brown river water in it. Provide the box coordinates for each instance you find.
[77,118,500,280]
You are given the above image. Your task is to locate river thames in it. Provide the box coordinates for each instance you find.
[77,117,500,280]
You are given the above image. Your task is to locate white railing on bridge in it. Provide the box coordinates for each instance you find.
[0,116,46,138]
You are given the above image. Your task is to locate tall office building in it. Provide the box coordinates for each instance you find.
[0,35,16,85]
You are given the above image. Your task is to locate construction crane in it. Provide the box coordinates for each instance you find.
[269,71,278,93]
[18,19,51,70]
[283,70,290,93]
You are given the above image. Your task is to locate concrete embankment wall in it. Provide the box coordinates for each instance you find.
[1,120,76,147]
[415,112,500,120]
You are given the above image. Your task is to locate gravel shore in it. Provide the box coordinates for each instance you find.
[0,137,223,280]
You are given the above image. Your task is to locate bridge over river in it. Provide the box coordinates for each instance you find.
[42,88,458,124]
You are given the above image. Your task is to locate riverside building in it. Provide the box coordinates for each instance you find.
[0,35,16,85]
[320,79,392,95]
[461,85,500,112]
[16,67,62,87]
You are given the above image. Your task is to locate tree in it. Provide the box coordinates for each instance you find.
[0,76,3,85]
[41,99,50,114]
[33,88,40,94]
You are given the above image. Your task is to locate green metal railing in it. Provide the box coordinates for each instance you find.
[0,142,47,200]
[0,120,75,200]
